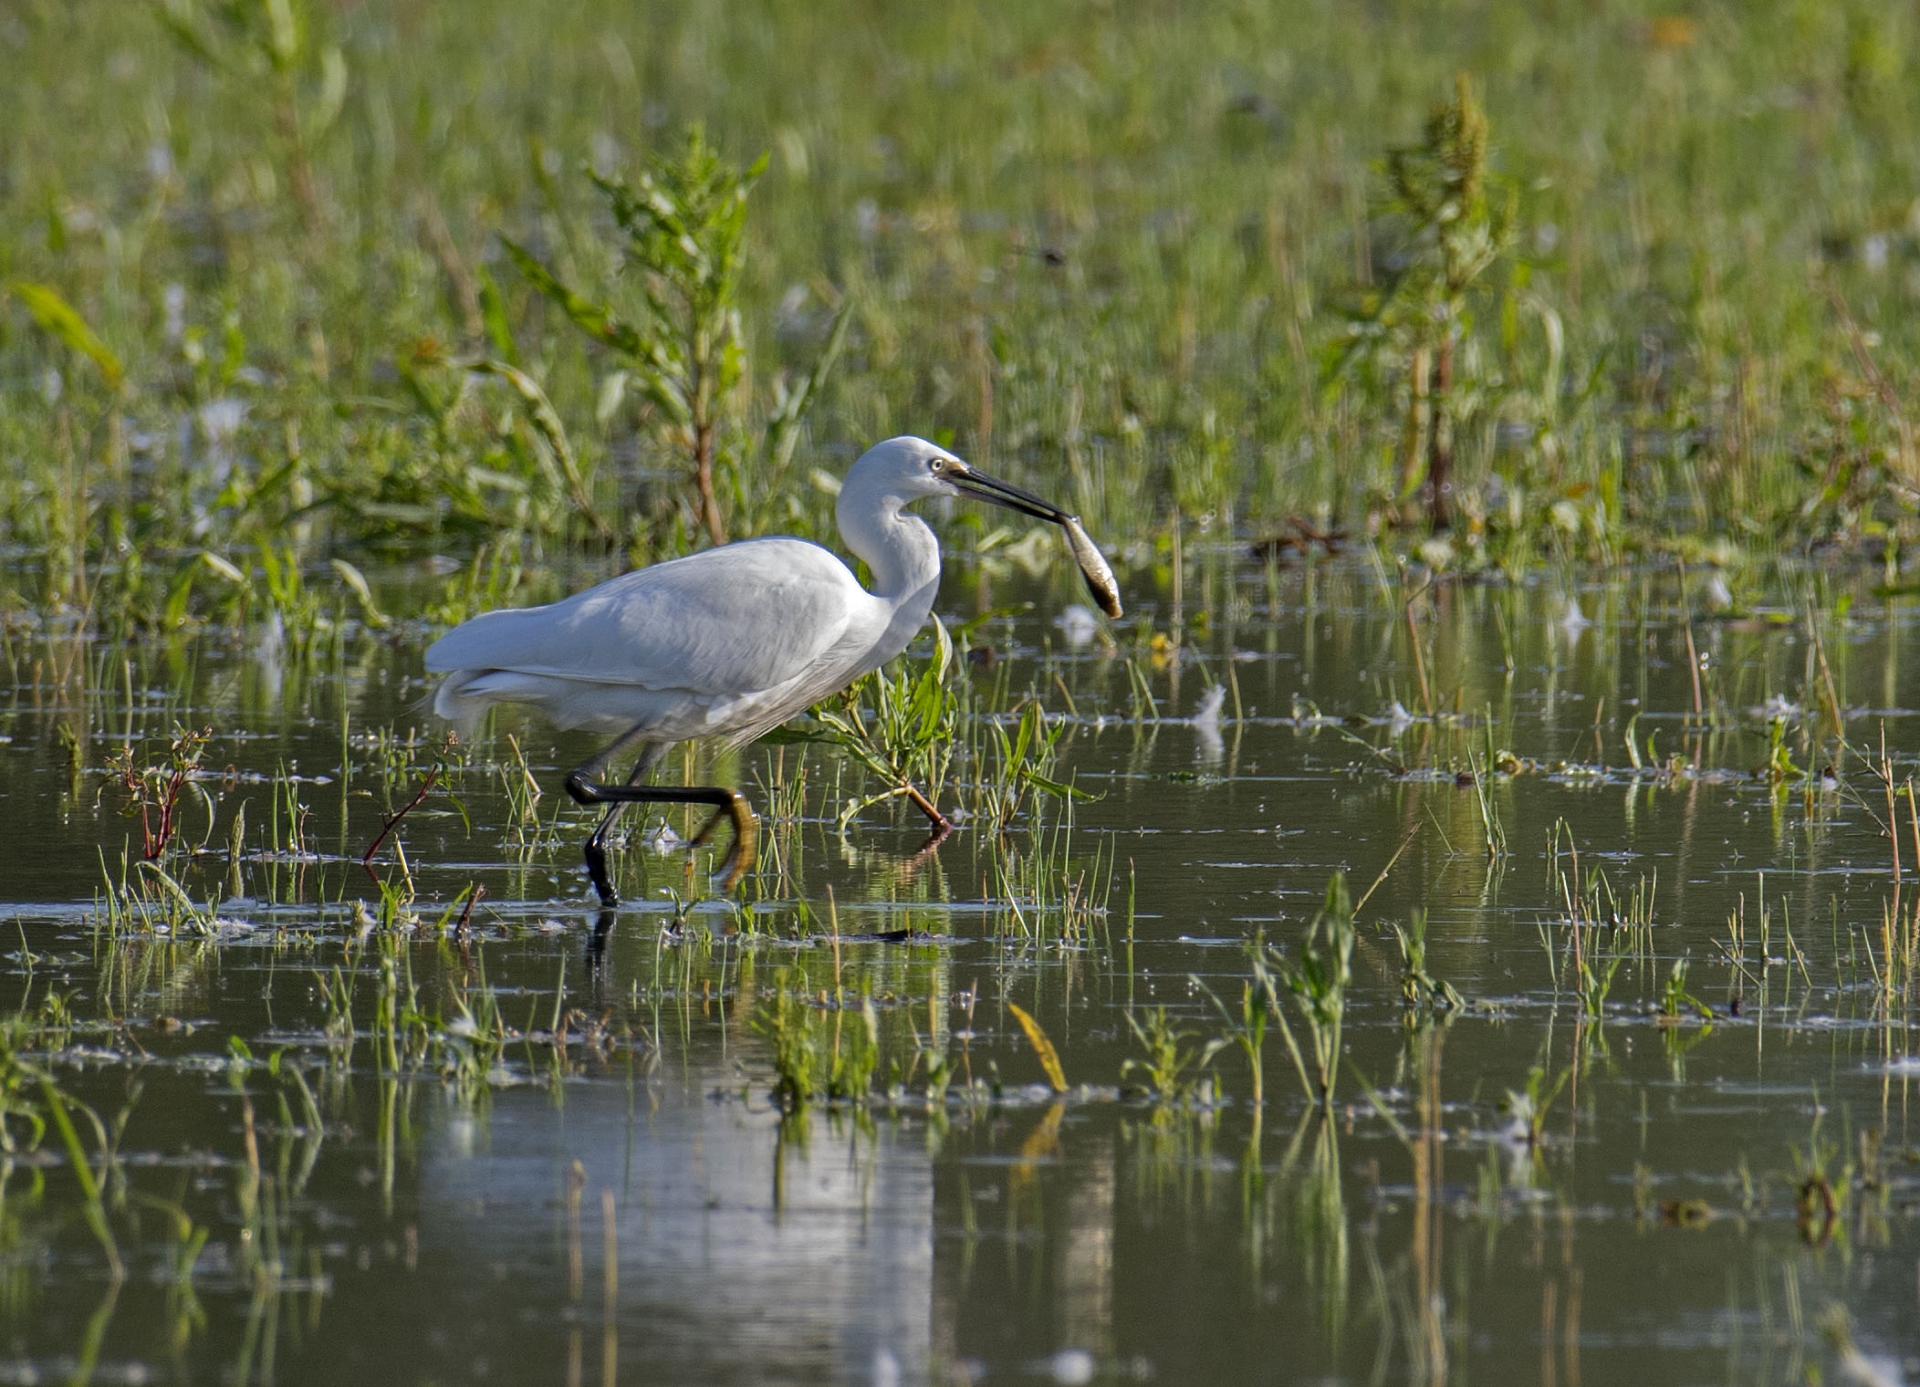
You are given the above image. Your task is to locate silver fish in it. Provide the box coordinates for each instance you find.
[1061,515,1122,619]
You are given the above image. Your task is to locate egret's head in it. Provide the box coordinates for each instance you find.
[851,435,1070,522]
[840,435,1119,616]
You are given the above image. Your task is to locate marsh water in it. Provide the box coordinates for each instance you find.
[3,552,1919,1387]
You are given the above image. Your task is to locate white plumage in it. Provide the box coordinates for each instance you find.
[431,538,880,743]
[425,434,1111,905]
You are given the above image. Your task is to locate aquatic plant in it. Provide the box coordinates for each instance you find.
[1195,961,1269,1109]
[313,952,358,1051]
[1659,957,1714,1022]
[395,344,613,543]
[974,700,1079,835]
[155,0,348,234]
[104,726,213,862]
[825,997,883,1102]
[1333,75,1515,530]
[811,618,958,833]
[432,966,509,1102]
[426,539,532,630]
[990,795,1111,946]
[1264,874,1357,1110]
[1787,1104,1851,1245]
[1391,910,1463,1016]
[95,853,221,938]
[503,127,848,546]
[1005,1002,1068,1093]
[1467,734,1510,862]
[1543,820,1659,1020]
[751,970,882,1110]
[1503,1063,1569,1151]
[1576,939,1626,1021]
[1121,1005,1210,1106]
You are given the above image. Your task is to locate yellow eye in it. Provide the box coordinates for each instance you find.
[930,458,947,474]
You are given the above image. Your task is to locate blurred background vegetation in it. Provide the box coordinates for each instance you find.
[2,0,1918,630]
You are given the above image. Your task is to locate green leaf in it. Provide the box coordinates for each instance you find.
[497,236,645,358]
[329,558,390,629]
[759,724,831,746]
[164,567,197,628]
[263,0,301,69]
[476,265,518,364]
[1024,773,1082,800]
[764,294,854,473]
[929,613,953,681]
[310,44,348,139]
[152,0,223,67]
[456,357,612,540]
[198,550,247,584]
[6,281,124,390]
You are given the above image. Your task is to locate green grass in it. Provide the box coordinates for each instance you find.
[2,0,1919,642]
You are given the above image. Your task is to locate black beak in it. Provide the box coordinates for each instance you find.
[948,462,1072,524]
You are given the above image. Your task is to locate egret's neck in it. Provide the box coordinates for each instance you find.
[838,493,942,652]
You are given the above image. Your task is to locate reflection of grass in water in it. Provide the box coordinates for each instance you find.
[1543,818,1661,1022]
[1123,1101,1216,1218]
[18,537,1920,1375]
[1788,1100,1850,1245]
[0,979,269,1362]
[1503,1063,1570,1154]
[991,801,1112,945]
[1284,1116,1349,1351]
[1391,909,1463,1016]
[753,968,882,1112]
[0,991,136,1280]
[3,912,973,1374]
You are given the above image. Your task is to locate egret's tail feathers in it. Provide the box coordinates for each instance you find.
[430,667,691,739]
[432,669,501,739]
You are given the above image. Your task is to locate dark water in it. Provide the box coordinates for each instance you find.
[2,555,1918,1386]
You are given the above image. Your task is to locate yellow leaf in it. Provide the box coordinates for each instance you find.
[1011,1103,1064,1195]
[1646,16,1698,49]
[6,280,124,390]
[1006,1002,1067,1092]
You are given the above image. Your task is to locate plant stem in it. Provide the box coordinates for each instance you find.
[694,416,725,546]
[1426,333,1454,530]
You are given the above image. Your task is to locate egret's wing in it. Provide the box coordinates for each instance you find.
[425,538,862,697]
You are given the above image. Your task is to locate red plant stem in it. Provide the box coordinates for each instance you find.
[903,783,951,833]
[362,768,440,885]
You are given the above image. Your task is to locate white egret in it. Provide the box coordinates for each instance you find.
[426,435,1118,905]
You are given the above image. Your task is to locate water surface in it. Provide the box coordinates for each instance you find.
[2,556,1917,1386]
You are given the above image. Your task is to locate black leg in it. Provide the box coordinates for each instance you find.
[563,735,663,907]
[564,738,758,904]
[587,907,617,969]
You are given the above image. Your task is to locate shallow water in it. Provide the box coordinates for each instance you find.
[3,555,1919,1386]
